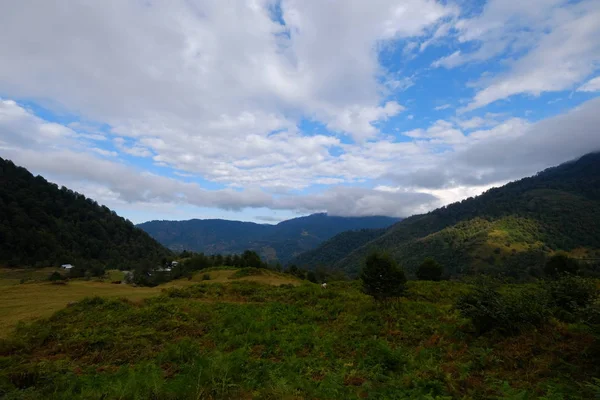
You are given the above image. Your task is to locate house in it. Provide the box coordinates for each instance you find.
[170,261,179,267]
[61,264,74,270]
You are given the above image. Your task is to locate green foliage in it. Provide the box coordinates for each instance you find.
[1,279,599,399]
[544,252,580,277]
[201,273,211,281]
[360,252,406,301]
[47,272,64,282]
[230,268,263,279]
[546,275,598,318]
[456,283,550,335]
[241,250,262,268]
[417,258,443,281]
[0,157,170,270]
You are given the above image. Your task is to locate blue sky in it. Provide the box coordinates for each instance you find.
[0,0,599,223]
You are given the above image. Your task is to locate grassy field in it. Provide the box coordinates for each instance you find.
[0,276,598,399]
[0,268,299,338]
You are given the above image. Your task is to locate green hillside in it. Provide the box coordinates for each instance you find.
[0,157,171,269]
[1,280,598,399]
[293,153,600,277]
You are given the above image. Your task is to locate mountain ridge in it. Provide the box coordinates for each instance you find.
[138,213,399,263]
[291,152,600,277]
[0,157,171,269]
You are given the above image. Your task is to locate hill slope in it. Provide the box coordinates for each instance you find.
[0,157,170,269]
[293,153,600,277]
[138,213,399,263]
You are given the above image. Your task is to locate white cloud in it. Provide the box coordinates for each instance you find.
[433,0,600,110]
[389,97,600,189]
[1,1,599,222]
[403,120,466,144]
[578,76,600,92]
[323,101,405,141]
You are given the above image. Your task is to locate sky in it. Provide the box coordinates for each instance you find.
[1,0,599,224]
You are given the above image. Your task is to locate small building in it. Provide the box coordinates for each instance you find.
[61,264,74,270]
[170,261,179,267]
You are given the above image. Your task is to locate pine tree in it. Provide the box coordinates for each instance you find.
[417,258,443,281]
[360,252,406,301]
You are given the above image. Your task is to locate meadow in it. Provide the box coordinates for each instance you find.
[0,268,299,338]
[0,269,598,399]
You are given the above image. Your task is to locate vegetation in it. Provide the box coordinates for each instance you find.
[295,153,600,278]
[138,213,398,263]
[360,252,406,301]
[544,252,580,277]
[0,157,170,271]
[417,258,443,281]
[456,276,599,335]
[1,278,599,399]
[0,267,300,338]
[456,282,551,335]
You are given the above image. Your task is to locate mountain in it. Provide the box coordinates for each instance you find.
[291,153,600,278]
[0,157,170,269]
[138,213,399,263]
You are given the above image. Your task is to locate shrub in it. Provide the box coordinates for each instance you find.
[546,275,598,319]
[416,258,443,281]
[202,273,211,281]
[360,252,406,301]
[48,271,64,282]
[579,298,600,332]
[544,252,579,277]
[456,284,550,335]
[230,268,263,279]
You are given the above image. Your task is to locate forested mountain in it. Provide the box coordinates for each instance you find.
[0,157,170,269]
[138,213,399,263]
[292,153,600,278]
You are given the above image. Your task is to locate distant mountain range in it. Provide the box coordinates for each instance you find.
[0,157,170,269]
[292,153,600,278]
[137,214,399,263]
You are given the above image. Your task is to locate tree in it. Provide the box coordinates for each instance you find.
[544,252,579,278]
[306,270,318,283]
[417,258,443,281]
[360,252,406,301]
[242,250,262,268]
[48,271,64,282]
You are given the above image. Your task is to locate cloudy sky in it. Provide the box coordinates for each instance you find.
[1,0,599,224]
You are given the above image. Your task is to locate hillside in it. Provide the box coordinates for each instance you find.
[1,279,598,398]
[138,213,399,263]
[0,157,170,269]
[293,153,600,277]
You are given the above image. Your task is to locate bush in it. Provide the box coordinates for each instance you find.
[416,258,443,281]
[360,252,406,301]
[579,298,600,332]
[546,275,598,319]
[544,252,579,277]
[230,268,263,279]
[48,271,64,282]
[202,273,211,281]
[456,284,550,335]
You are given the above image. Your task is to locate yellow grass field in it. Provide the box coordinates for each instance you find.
[0,268,299,338]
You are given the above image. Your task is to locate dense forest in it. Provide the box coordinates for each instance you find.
[138,213,399,263]
[0,157,171,270]
[293,152,600,278]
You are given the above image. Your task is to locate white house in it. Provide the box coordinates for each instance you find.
[61,264,74,270]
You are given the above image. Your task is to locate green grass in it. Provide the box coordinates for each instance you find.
[0,268,300,338]
[0,280,597,399]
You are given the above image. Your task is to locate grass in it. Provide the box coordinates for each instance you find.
[0,279,598,399]
[0,268,300,338]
